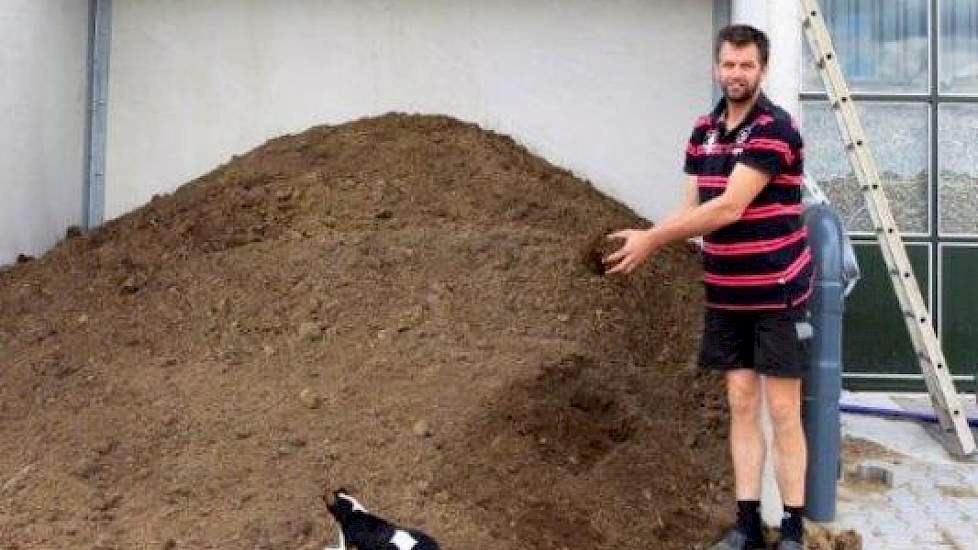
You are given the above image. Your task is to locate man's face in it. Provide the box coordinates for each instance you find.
[714,42,766,104]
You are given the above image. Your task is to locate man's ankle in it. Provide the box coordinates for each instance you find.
[735,500,764,541]
[779,505,805,542]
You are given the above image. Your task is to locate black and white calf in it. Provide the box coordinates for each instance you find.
[323,488,440,550]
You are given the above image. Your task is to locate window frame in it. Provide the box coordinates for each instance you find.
[801,0,978,389]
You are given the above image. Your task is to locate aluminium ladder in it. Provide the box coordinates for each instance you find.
[800,0,976,457]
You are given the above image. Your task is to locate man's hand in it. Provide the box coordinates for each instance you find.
[603,229,660,274]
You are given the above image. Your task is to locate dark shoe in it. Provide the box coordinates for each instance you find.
[707,528,766,550]
[776,539,805,550]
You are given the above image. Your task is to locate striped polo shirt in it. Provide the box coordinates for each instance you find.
[683,93,813,311]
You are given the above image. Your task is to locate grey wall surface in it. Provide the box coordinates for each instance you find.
[105,0,714,223]
[0,1,89,264]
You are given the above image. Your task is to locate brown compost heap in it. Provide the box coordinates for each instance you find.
[0,114,859,550]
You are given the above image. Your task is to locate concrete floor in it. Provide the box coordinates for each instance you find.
[825,392,978,549]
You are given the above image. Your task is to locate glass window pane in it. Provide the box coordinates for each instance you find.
[939,104,978,235]
[844,243,930,391]
[940,0,978,93]
[940,245,978,393]
[803,0,930,94]
[802,101,929,234]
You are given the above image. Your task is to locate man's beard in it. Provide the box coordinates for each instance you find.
[722,78,758,104]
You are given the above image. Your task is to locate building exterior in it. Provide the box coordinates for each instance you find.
[1,0,976,392]
[0,1,89,268]
[797,0,978,392]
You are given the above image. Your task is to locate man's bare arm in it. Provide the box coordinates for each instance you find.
[651,176,700,229]
[604,164,770,274]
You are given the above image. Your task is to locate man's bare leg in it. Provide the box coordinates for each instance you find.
[764,376,806,506]
[705,368,768,549]
[765,375,806,546]
[726,368,765,501]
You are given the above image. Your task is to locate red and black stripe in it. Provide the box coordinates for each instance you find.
[683,94,811,311]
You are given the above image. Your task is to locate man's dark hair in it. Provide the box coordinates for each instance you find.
[715,24,770,67]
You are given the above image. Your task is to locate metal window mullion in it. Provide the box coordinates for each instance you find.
[930,0,940,336]
[843,372,975,381]
[938,241,945,348]
[801,92,978,102]
[801,92,942,101]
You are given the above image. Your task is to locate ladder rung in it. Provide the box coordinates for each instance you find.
[816,52,836,67]
[901,310,929,325]
[890,270,915,281]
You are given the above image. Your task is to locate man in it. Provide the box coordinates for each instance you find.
[603,25,812,550]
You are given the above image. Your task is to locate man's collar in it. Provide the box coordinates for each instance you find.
[710,96,726,119]
[711,92,772,124]
[754,92,774,112]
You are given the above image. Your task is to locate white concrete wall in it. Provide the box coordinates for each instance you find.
[0,1,89,264]
[105,0,715,222]
[732,0,801,118]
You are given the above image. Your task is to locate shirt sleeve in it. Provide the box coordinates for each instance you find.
[683,125,703,175]
[738,119,803,177]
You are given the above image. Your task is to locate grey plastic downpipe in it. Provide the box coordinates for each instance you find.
[801,179,857,522]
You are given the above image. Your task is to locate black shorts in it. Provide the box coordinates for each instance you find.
[698,304,812,378]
